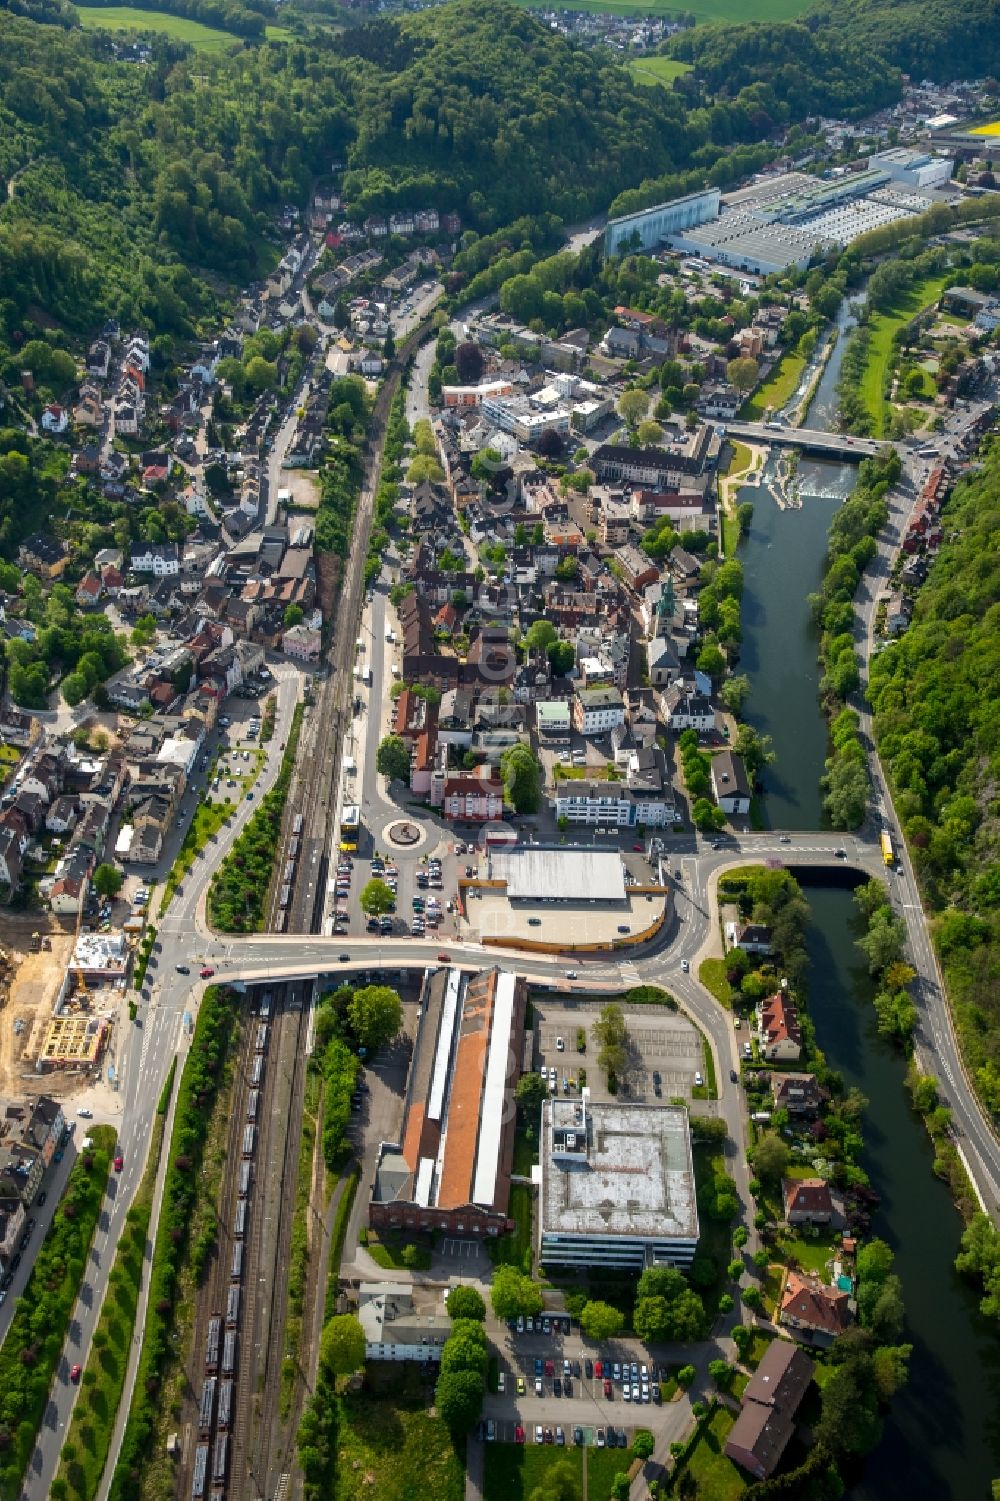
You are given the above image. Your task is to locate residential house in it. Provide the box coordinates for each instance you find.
[76,572,104,609]
[772,1073,825,1118]
[724,1340,814,1481]
[615,544,660,596]
[18,533,69,580]
[440,771,504,823]
[573,687,626,737]
[74,390,104,428]
[711,750,751,815]
[45,795,80,835]
[282,624,322,662]
[664,689,715,733]
[42,404,69,434]
[725,921,773,955]
[1,1095,65,1204]
[131,542,180,577]
[357,1282,451,1363]
[758,992,802,1063]
[0,824,25,894]
[536,701,571,744]
[0,710,40,750]
[782,1177,846,1228]
[780,1271,852,1346]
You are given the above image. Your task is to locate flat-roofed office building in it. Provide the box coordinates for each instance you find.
[538,1095,699,1270]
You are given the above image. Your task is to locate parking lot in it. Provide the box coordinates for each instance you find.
[479,1322,683,1449]
[532,999,705,1105]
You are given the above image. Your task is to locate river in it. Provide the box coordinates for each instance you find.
[734,300,1000,1498]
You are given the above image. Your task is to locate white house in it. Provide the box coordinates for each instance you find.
[572,687,625,737]
[131,542,180,577]
[41,405,69,434]
[666,692,715,733]
[711,750,751,815]
[357,1282,450,1363]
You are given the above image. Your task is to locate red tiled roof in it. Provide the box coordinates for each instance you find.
[781,1272,850,1336]
[760,993,801,1047]
[782,1178,833,1217]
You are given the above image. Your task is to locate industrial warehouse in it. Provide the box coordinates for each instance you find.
[536,1095,699,1271]
[369,966,527,1237]
[607,150,954,275]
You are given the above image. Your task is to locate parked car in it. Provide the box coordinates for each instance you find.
[70,1364,82,1383]
[113,1155,124,1172]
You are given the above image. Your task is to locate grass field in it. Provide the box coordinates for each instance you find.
[627,56,692,87]
[75,4,241,50]
[859,273,951,436]
[742,349,807,420]
[518,0,809,19]
[485,1444,625,1501]
[677,1406,745,1501]
[489,1181,533,1267]
[337,1369,465,1501]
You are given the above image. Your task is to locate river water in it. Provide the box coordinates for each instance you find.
[734,300,1000,1498]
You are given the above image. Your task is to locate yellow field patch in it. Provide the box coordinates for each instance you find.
[969,121,1000,136]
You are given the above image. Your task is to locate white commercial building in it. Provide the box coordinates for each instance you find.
[605,189,721,257]
[538,1097,699,1269]
[869,147,954,190]
[357,1282,451,1363]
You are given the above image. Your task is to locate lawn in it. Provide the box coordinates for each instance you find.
[627,56,692,86]
[743,1330,773,1369]
[692,1145,733,1319]
[75,4,241,49]
[589,1444,635,1498]
[775,1229,840,1278]
[489,1182,534,1267]
[858,273,951,436]
[699,957,736,1009]
[742,349,807,420]
[512,1122,538,1178]
[517,0,810,19]
[762,1262,786,1318]
[158,799,232,914]
[676,1405,745,1501]
[365,1229,433,1271]
[485,1444,589,1501]
[337,1369,465,1501]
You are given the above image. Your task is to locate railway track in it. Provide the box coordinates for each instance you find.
[180,988,281,1501]
[245,985,311,1498]
[218,315,436,1499]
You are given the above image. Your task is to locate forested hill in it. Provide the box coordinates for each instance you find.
[867,445,1000,1117]
[669,0,1000,95]
[0,0,724,350]
[334,1,690,225]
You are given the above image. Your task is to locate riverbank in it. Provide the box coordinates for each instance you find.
[718,439,766,552]
[842,271,950,436]
[741,347,807,420]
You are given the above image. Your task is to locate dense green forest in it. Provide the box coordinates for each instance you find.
[668,0,1000,91]
[868,446,1000,1116]
[0,0,997,377]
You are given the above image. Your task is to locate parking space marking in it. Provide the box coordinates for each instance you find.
[440,1238,481,1258]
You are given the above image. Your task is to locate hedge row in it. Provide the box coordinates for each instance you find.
[108,987,236,1501]
[320,1037,359,1173]
[0,1126,116,1501]
[208,703,303,932]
